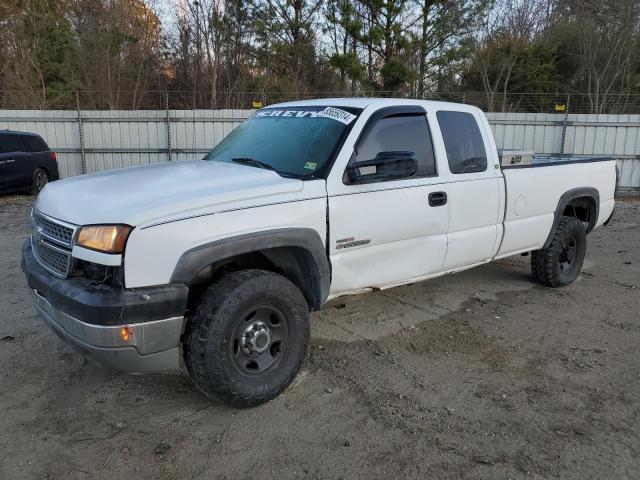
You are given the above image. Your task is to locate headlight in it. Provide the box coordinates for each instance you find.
[76,225,132,254]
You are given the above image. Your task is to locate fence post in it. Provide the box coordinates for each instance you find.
[560,94,571,155]
[76,92,87,174]
[165,92,172,161]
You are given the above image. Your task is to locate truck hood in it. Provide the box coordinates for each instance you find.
[36,160,305,227]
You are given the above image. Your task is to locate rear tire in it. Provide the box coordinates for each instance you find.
[183,269,309,408]
[531,217,586,287]
[32,168,49,194]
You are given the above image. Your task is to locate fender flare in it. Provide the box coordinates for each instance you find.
[542,187,599,249]
[170,228,331,308]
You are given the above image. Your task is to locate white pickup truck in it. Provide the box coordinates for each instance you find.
[22,98,617,407]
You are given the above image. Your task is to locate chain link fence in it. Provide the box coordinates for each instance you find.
[2,90,640,114]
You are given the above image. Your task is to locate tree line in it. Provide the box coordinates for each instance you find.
[1,0,639,112]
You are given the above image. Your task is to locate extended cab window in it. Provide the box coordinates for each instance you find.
[0,135,25,154]
[205,106,361,178]
[354,115,436,179]
[436,111,488,174]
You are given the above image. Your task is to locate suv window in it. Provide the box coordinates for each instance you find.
[355,115,436,177]
[436,111,488,174]
[0,135,25,154]
[22,135,48,152]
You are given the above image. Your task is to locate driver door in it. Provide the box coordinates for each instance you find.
[327,107,449,295]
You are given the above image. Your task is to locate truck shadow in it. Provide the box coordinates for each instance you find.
[312,259,534,343]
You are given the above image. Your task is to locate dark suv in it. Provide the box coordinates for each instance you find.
[0,130,59,194]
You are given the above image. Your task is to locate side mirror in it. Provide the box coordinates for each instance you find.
[345,151,417,184]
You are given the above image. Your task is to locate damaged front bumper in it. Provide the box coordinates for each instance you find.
[22,240,189,372]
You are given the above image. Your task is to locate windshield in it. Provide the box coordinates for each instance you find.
[204,106,361,178]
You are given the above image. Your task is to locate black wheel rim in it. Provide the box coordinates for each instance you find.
[559,235,578,271]
[35,172,48,191]
[230,304,289,375]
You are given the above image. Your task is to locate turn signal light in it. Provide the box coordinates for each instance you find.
[119,326,133,342]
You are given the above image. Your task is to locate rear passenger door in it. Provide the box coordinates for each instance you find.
[21,135,49,180]
[0,134,28,190]
[327,106,450,294]
[434,110,503,269]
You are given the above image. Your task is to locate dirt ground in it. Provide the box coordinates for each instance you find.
[0,193,638,480]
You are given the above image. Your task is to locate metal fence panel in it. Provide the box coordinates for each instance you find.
[1,109,638,187]
[169,109,251,158]
[485,112,640,187]
[487,112,565,154]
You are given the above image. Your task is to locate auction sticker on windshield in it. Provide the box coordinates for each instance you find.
[317,107,357,124]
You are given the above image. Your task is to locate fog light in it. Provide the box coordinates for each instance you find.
[119,326,133,342]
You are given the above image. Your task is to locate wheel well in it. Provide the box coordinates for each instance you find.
[34,166,50,177]
[561,196,597,232]
[186,247,324,312]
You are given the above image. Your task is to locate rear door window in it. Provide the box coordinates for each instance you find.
[22,135,48,152]
[0,135,25,154]
[436,111,488,174]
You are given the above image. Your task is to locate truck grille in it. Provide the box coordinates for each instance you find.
[33,239,73,276]
[33,211,75,246]
[31,210,78,278]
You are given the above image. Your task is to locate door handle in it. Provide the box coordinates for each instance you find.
[428,191,447,207]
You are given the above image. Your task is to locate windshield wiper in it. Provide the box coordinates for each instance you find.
[231,157,275,171]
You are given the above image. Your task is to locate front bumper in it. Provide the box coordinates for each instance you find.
[22,240,189,372]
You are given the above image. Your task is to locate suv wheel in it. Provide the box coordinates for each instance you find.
[531,216,587,287]
[183,269,309,407]
[32,168,49,194]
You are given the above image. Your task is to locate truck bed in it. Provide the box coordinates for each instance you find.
[496,157,617,259]
[531,155,613,168]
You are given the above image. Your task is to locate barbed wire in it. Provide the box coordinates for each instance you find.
[2,90,640,114]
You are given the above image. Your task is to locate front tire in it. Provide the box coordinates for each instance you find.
[183,269,309,408]
[531,217,587,287]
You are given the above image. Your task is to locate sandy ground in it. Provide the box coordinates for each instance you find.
[0,193,638,480]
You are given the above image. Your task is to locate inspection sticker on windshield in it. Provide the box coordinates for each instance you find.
[317,107,357,124]
[304,162,317,170]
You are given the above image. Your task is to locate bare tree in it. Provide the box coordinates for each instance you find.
[471,0,547,111]
[66,0,165,109]
[572,0,640,113]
